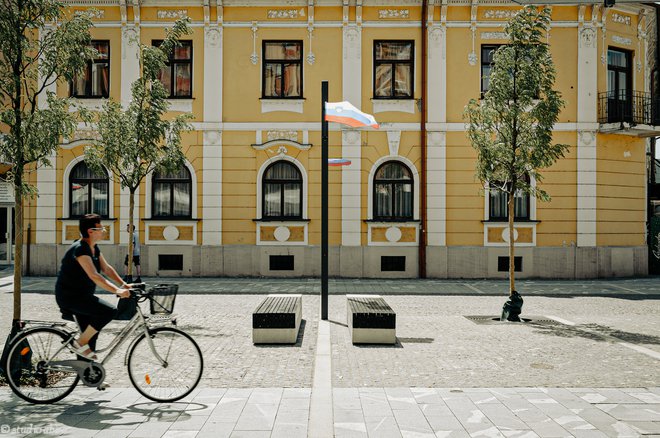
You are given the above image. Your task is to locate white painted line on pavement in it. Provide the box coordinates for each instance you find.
[464,283,486,294]
[608,284,645,294]
[545,315,576,326]
[618,343,660,360]
[308,317,333,437]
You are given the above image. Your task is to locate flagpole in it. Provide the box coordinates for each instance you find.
[321,81,329,321]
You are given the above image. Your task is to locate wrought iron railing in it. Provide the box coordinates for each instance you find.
[598,91,660,126]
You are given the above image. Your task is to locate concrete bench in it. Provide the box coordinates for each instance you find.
[347,294,396,344]
[252,294,302,344]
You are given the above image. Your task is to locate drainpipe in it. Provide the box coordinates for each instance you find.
[26,223,30,276]
[419,0,428,278]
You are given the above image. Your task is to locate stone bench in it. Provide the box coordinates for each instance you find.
[252,294,302,344]
[347,294,396,344]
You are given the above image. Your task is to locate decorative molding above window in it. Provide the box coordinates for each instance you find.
[378,9,409,19]
[612,35,632,46]
[482,9,516,20]
[267,130,297,142]
[167,99,193,112]
[267,8,305,19]
[261,99,304,114]
[481,32,508,40]
[611,13,631,26]
[90,9,105,19]
[372,99,415,114]
[251,139,311,152]
[157,10,187,19]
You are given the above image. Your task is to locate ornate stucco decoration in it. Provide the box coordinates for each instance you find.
[267,130,298,142]
[481,32,507,40]
[251,139,311,152]
[356,0,362,26]
[612,35,632,46]
[601,8,609,65]
[578,130,596,146]
[378,9,409,19]
[89,9,105,19]
[579,27,596,49]
[482,9,515,20]
[468,0,478,66]
[267,9,305,19]
[637,10,646,73]
[611,13,631,26]
[157,10,187,19]
[250,22,259,65]
[306,1,315,65]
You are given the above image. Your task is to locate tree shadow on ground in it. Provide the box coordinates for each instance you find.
[530,322,660,345]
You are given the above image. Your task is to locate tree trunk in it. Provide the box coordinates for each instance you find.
[508,191,515,296]
[127,190,135,278]
[13,182,23,323]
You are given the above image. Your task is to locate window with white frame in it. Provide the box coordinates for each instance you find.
[374,41,414,99]
[154,40,193,98]
[69,161,109,218]
[152,166,192,218]
[488,177,530,221]
[373,161,413,220]
[262,161,303,219]
[262,41,303,98]
[71,41,110,98]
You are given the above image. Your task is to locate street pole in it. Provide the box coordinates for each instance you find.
[321,81,329,320]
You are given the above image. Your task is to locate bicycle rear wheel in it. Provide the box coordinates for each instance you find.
[4,327,80,404]
[127,327,203,402]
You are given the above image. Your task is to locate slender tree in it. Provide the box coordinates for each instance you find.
[0,0,95,328]
[464,6,569,319]
[85,19,192,278]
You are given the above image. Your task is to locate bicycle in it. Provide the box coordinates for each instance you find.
[3,284,203,404]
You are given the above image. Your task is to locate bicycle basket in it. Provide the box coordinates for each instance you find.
[149,284,178,314]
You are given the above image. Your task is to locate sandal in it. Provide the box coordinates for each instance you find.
[68,340,98,361]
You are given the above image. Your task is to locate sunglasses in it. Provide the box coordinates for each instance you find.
[90,226,107,232]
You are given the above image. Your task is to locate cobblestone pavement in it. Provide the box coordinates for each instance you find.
[0,275,658,437]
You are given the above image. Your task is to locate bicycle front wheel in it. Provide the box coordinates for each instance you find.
[127,327,203,402]
[4,327,80,404]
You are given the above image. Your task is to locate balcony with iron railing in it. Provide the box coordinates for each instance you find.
[598,91,660,137]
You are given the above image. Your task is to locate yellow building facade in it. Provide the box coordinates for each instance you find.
[22,0,656,278]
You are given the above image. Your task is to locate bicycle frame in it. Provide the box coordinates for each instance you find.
[32,303,174,373]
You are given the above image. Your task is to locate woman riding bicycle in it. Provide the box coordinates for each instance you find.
[55,214,132,360]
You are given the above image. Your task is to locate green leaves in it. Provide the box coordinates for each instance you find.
[0,0,95,198]
[86,18,192,193]
[464,6,569,194]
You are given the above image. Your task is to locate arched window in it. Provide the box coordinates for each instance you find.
[488,176,530,220]
[69,161,109,218]
[263,161,302,219]
[152,166,192,218]
[373,161,413,220]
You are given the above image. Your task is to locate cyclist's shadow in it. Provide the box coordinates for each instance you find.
[56,399,207,430]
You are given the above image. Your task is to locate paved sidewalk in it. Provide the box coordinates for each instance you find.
[0,386,659,437]
[0,276,659,437]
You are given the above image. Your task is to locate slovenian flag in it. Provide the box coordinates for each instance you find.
[325,101,379,129]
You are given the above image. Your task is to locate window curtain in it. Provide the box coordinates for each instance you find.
[70,162,108,216]
[263,162,302,218]
[174,64,191,96]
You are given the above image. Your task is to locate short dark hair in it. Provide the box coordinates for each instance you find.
[79,214,102,238]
